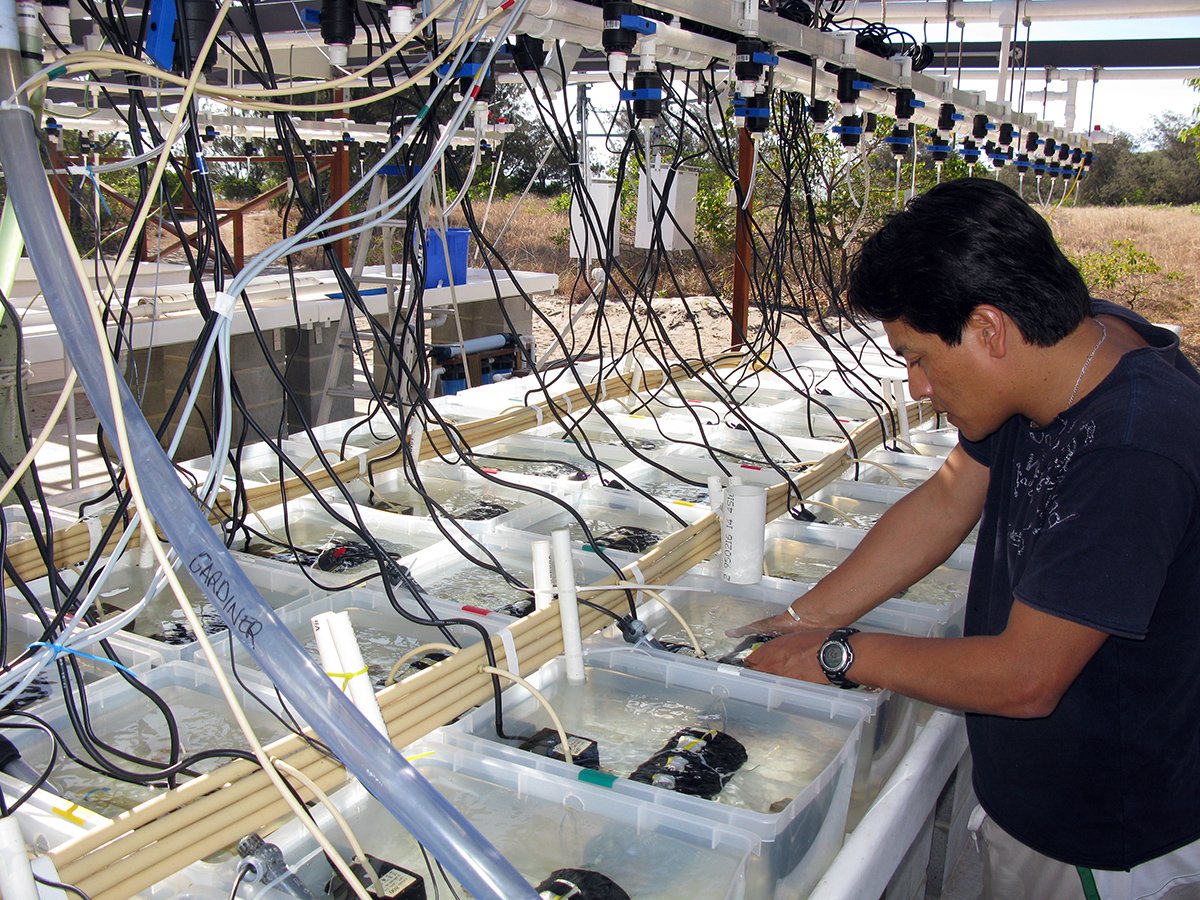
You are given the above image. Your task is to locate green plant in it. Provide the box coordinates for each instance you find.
[1071,239,1184,311]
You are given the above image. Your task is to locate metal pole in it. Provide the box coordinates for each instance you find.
[732,125,752,348]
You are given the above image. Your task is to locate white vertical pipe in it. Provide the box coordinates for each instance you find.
[312,611,388,737]
[550,527,585,684]
[531,539,554,611]
[720,484,768,585]
[0,817,38,900]
[997,23,1013,101]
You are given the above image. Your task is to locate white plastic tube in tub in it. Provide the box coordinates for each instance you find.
[720,484,768,584]
[531,540,554,612]
[550,528,586,684]
[0,37,537,900]
[312,611,388,737]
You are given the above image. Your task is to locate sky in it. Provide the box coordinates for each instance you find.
[938,15,1200,145]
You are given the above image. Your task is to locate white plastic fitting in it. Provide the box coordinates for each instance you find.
[719,483,768,585]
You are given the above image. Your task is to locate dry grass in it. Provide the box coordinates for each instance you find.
[234,197,1200,364]
[1050,205,1200,363]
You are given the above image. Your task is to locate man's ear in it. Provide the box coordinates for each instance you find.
[967,305,1008,359]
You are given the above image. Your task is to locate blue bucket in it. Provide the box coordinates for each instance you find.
[425,228,470,288]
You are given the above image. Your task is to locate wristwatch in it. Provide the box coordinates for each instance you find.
[818,627,861,689]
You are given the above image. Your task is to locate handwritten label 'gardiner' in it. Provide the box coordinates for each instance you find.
[187,552,263,647]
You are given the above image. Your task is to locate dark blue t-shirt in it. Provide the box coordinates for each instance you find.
[960,301,1200,870]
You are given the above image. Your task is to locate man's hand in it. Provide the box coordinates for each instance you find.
[743,629,831,684]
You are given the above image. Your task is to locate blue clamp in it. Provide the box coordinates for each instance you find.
[620,14,657,34]
[832,125,863,134]
[752,51,779,66]
[456,62,486,78]
[852,79,873,91]
[301,7,320,24]
[909,98,926,108]
[952,112,965,121]
[735,106,770,118]
[885,136,913,146]
[620,88,664,101]
[986,122,996,130]
[145,0,178,71]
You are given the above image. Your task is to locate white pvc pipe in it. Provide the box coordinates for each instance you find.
[531,539,554,612]
[550,528,586,684]
[312,611,388,737]
[707,475,724,513]
[0,817,38,900]
[996,23,1013,102]
[720,484,768,585]
[844,0,1200,22]
[809,711,969,900]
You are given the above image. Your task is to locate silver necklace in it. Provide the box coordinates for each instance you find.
[1068,319,1108,407]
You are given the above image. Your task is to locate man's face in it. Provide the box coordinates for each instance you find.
[883,317,1009,442]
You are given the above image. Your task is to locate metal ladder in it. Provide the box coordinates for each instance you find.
[315,169,419,425]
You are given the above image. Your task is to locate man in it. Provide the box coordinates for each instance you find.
[731,178,1200,899]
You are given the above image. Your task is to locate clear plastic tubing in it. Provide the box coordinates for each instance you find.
[0,29,537,900]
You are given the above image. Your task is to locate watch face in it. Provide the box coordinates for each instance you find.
[820,641,848,673]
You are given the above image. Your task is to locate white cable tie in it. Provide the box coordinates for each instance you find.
[598,377,608,402]
[497,627,520,677]
[212,291,236,320]
[84,516,101,555]
[67,164,88,176]
[562,393,574,415]
[358,452,370,477]
[409,424,424,462]
[627,563,645,584]
[527,405,543,426]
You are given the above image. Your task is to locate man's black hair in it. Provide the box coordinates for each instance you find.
[847,178,1091,346]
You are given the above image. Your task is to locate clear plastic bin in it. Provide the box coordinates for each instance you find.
[6,661,291,822]
[496,483,709,561]
[443,647,866,898]
[602,574,939,828]
[758,521,970,636]
[265,736,758,900]
[229,496,446,588]
[215,587,505,688]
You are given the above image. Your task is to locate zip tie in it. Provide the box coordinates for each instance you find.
[562,393,574,415]
[626,563,646,584]
[526,405,543,426]
[497,627,520,677]
[84,515,102,555]
[29,642,137,679]
[409,424,424,462]
[358,452,370,477]
[212,291,236,320]
[324,666,369,692]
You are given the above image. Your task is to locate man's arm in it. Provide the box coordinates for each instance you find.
[729,444,989,637]
[745,600,1108,718]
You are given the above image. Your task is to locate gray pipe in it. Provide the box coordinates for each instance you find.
[0,33,537,900]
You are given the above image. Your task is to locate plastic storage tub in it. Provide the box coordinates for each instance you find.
[442,646,866,898]
[757,521,971,636]
[265,735,758,899]
[215,586,505,688]
[5,661,291,821]
[229,496,446,587]
[602,573,940,827]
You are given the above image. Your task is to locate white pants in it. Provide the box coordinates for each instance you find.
[971,806,1200,900]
